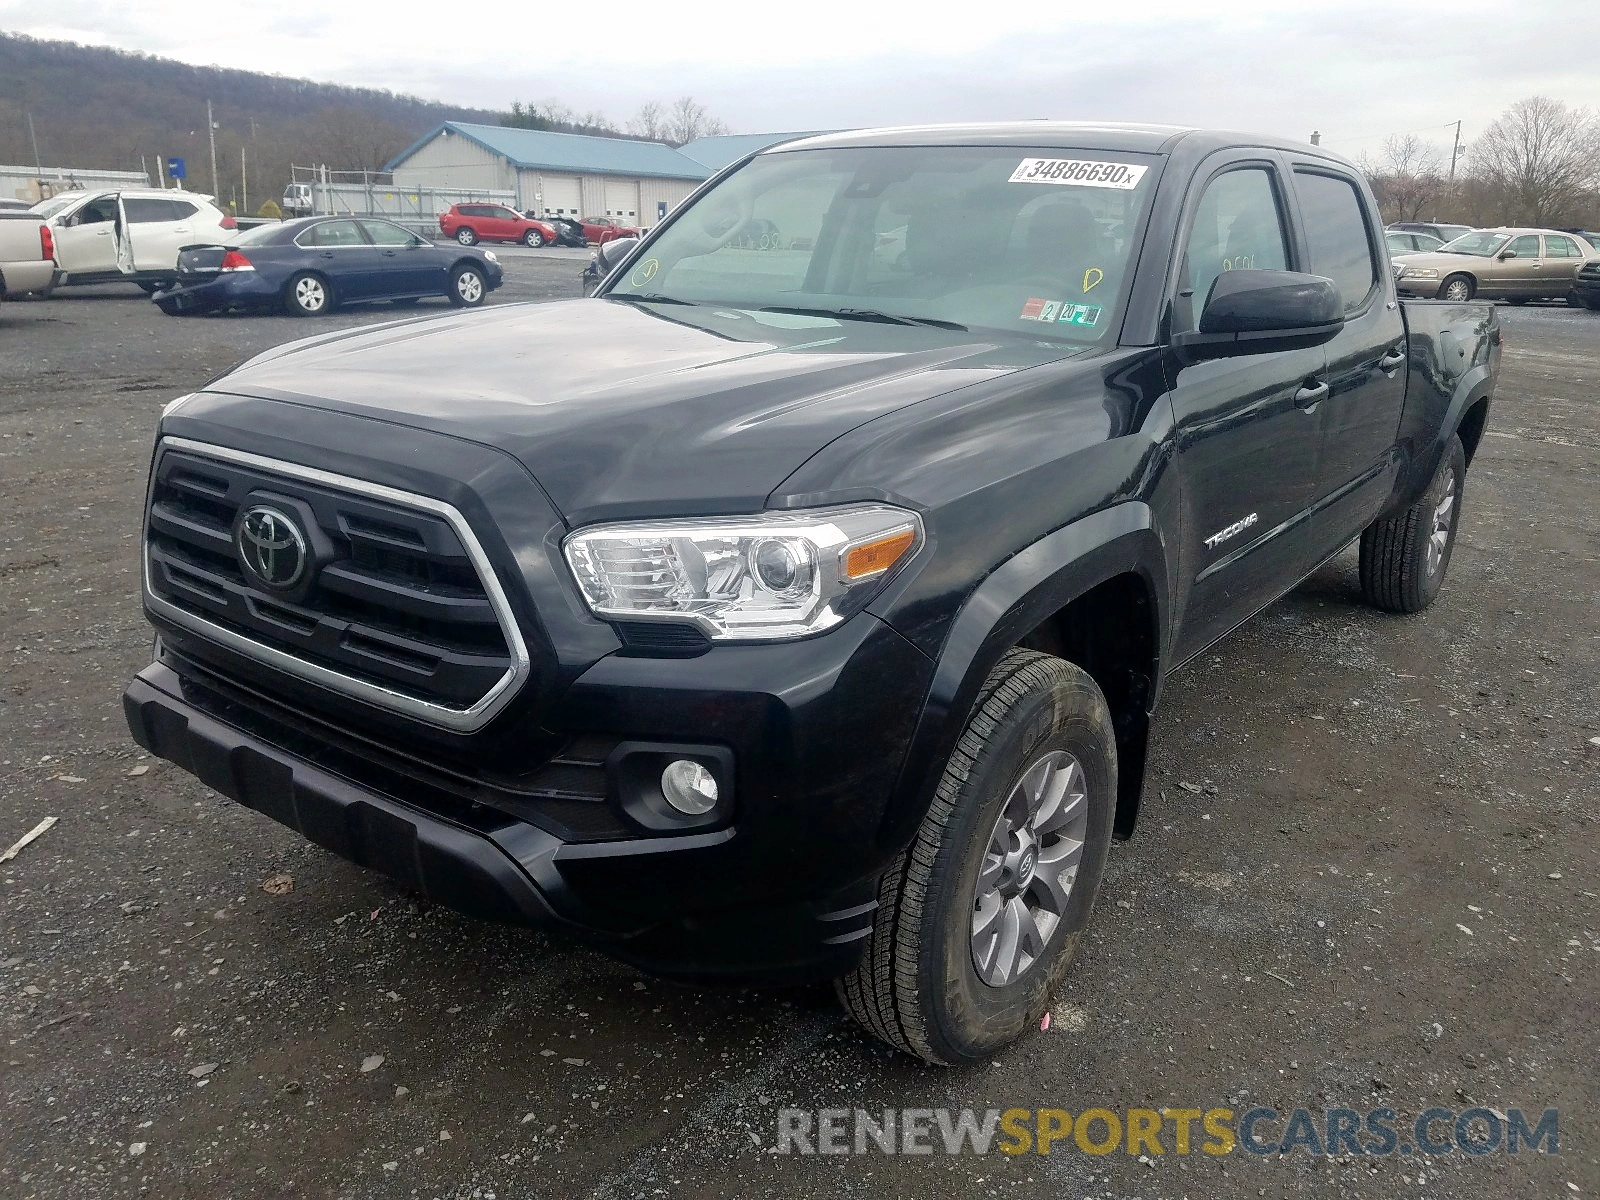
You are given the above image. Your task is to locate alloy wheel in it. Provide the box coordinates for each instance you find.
[970,750,1090,987]
[295,277,325,312]
[1428,471,1456,576]
[456,271,483,303]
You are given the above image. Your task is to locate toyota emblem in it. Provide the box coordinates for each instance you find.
[237,505,308,589]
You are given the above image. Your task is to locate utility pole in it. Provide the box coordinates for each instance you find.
[26,111,42,175]
[241,145,248,214]
[1445,119,1463,217]
[207,99,219,198]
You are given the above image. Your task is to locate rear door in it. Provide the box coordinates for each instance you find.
[1165,154,1328,660]
[296,219,383,298]
[1286,164,1406,547]
[1541,234,1584,296]
[358,220,443,296]
[121,197,178,272]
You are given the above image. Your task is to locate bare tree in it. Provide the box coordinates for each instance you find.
[1469,96,1600,227]
[628,101,669,142]
[1377,134,1446,221]
[309,106,411,174]
[664,96,728,146]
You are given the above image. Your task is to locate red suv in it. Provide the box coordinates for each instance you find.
[580,216,641,244]
[439,204,559,248]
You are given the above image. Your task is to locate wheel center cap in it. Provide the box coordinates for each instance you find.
[1018,848,1037,886]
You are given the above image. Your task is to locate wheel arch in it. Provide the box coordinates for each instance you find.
[878,502,1168,853]
[1455,394,1491,466]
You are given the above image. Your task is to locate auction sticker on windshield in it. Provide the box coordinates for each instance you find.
[1010,158,1148,189]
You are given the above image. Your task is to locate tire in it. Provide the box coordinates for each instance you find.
[283,271,333,317]
[136,281,162,295]
[455,227,478,246]
[448,264,487,307]
[154,298,182,317]
[522,229,545,248]
[1438,274,1474,302]
[836,649,1116,1064]
[1358,434,1466,614]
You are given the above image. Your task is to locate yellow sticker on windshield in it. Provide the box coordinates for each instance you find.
[1010,159,1147,190]
[630,258,659,286]
[1082,267,1104,293]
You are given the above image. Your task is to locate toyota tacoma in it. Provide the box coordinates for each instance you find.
[124,124,1500,1064]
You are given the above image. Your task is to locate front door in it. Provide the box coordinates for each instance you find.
[358,220,443,296]
[1493,233,1543,298]
[1288,165,1407,548]
[52,194,121,276]
[1165,157,1329,661]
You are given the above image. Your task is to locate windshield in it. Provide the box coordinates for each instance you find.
[607,144,1159,342]
[31,193,86,220]
[1439,232,1508,256]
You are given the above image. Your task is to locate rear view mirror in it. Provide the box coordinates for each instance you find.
[1174,269,1344,364]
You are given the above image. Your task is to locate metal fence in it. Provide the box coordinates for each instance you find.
[285,167,516,236]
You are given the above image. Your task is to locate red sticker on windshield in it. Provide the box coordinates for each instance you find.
[1020,298,1048,319]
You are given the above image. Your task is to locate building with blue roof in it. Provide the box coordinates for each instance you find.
[675,132,833,172]
[385,121,716,229]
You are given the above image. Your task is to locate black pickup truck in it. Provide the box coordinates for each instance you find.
[124,123,1500,1064]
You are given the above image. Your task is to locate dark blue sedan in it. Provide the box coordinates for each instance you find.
[152,216,503,317]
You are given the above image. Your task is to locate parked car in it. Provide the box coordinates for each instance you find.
[0,211,58,306]
[125,122,1499,1065]
[150,216,501,316]
[1385,229,1443,255]
[1575,257,1600,310]
[439,203,557,248]
[1393,227,1599,303]
[529,214,589,248]
[0,197,35,212]
[30,188,236,291]
[580,215,640,244]
[1387,220,1474,244]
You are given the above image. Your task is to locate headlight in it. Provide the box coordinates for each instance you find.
[1402,267,1439,280]
[563,504,922,641]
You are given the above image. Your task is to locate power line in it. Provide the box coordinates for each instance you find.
[1320,120,1461,148]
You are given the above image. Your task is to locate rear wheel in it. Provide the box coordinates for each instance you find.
[283,271,333,317]
[836,649,1115,1064]
[1358,434,1466,613]
[455,227,478,246]
[448,264,486,307]
[522,229,545,247]
[136,280,162,295]
[1438,274,1475,302]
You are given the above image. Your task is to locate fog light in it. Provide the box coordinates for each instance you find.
[661,759,718,816]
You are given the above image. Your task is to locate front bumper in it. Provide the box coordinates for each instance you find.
[1395,274,1443,298]
[125,603,934,983]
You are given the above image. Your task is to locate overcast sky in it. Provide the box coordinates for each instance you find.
[4,0,1595,160]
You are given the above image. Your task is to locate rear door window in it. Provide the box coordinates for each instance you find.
[1292,170,1379,312]
[1543,234,1579,258]
[297,220,367,248]
[360,220,421,247]
[123,198,175,223]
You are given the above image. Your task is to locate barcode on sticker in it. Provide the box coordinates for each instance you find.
[1009,159,1147,190]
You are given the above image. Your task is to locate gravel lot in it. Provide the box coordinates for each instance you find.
[1,256,1596,1199]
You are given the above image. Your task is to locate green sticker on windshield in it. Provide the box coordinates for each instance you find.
[1057,303,1103,327]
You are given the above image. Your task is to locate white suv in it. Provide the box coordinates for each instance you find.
[31,188,237,292]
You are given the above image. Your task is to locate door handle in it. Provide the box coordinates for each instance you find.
[1377,347,1406,372]
[1294,379,1329,410]
[95,229,111,236]
[382,250,397,257]
[320,252,335,259]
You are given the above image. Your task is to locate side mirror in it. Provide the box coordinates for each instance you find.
[594,236,638,275]
[1173,269,1344,364]
[1498,249,1517,260]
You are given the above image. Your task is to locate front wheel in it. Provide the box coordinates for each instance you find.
[283,271,333,317]
[836,649,1115,1064]
[448,264,487,307]
[523,229,545,247]
[1358,434,1465,613]
[1438,274,1475,302]
[455,227,478,246]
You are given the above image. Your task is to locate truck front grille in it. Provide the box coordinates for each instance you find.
[143,438,529,732]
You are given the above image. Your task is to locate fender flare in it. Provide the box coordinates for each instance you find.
[877,501,1169,852]
[1390,363,1494,515]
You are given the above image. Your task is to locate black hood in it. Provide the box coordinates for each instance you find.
[208,298,1084,525]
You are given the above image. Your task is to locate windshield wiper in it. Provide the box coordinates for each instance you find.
[760,305,967,331]
[612,292,697,306]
